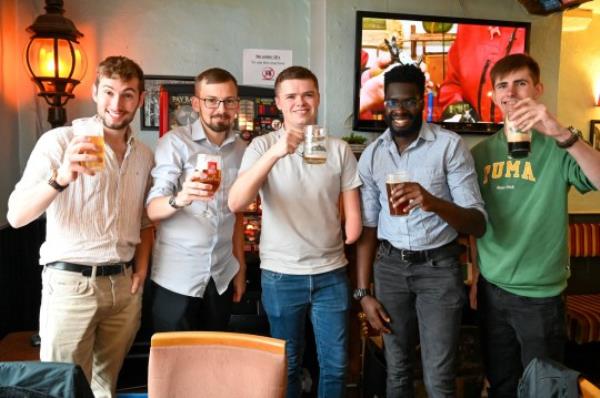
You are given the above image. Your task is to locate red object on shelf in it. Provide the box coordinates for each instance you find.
[159,87,170,137]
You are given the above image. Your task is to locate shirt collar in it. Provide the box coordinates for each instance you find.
[380,121,436,149]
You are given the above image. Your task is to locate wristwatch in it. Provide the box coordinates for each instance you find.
[168,195,186,209]
[556,126,582,149]
[48,169,68,192]
[352,288,370,302]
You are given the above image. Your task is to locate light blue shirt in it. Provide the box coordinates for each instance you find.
[146,120,247,297]
[358,122,486,251]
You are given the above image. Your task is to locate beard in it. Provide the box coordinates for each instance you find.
[386,111,423,138]
[203,113,233,133]
[101,112,135,131]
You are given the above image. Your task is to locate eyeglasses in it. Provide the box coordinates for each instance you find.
[197,97,240,109]
[384,97,422,110]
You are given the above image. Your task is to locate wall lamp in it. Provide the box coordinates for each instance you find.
[25,0,87,128]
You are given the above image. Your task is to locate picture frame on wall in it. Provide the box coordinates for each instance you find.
[141,75,195,130]
[591,119,600,151]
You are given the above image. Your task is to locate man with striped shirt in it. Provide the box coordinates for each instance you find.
[7,56,154,398]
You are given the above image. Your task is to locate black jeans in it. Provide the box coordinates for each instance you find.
[478,277,566,398]
[151,279,233,332]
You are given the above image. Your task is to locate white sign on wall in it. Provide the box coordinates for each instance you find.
[242,49,292,87]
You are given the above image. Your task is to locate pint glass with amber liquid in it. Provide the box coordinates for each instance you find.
[72,117,105,172]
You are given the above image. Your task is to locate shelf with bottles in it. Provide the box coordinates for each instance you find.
[242,196,262,253]
[238,96,282,142]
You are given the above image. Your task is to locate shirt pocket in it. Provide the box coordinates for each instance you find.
[411,167,447,198]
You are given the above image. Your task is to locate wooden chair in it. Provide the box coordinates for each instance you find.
[580,377,600,398]
[148,331,287,398]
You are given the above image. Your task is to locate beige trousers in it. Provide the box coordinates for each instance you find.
[39,266,142,398]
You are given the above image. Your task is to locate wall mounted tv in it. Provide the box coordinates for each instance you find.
[353,11,530,134]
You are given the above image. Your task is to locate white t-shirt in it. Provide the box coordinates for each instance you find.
[239,129,362,275]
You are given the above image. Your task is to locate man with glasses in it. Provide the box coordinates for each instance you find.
[355,63,486,397]
[146,67,247,332]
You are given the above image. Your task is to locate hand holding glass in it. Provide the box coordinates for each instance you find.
[194,154,222,217]
[386,171,410,216]
[303,125,327,164]
[72,117,105,172]
[504,99,531,158]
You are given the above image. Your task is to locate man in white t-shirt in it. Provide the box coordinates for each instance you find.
[228,66,362,398]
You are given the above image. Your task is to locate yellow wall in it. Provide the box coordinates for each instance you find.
[559,13,600,213]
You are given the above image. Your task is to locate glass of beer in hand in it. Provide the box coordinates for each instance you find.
[195,153,222,218]
[303,125,327,164]
[504,99,531,158]
[386,171,410,216]
[72,117,105,172]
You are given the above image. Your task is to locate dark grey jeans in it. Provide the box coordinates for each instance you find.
[478,277,566,398]
[374,242,465,398]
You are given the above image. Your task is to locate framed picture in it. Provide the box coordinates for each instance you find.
[590,119,600,151]
[141,75,194,130]
[159,83,198,136]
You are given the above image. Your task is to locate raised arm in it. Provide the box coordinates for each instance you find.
[228,129,304,212]
[8,135,99,228]
[513,98,600,189]
[231,213,247,303]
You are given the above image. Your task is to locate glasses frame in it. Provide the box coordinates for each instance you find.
[383,97,423,110]
[197,96,240,109]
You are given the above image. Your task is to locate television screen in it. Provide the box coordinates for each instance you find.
[353,11,530,134]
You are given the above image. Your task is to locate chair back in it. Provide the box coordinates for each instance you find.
[580,377,600,398]
[148,331,287,398]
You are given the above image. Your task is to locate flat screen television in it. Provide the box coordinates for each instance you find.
[353,11,530,134]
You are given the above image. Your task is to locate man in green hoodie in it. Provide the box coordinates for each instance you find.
[471,53,600,397]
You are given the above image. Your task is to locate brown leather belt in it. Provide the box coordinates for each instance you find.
[46,261,133,277]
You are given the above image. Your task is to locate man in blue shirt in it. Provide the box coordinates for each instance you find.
[146,68,247,332]
[355,63,486,397]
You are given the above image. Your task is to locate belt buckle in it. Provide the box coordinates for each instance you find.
[400,249,422,263]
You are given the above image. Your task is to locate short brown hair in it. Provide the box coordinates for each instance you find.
[490,53,541,87]
[274,66,319,96]
[95,56,145,92]
[195,68,238,91]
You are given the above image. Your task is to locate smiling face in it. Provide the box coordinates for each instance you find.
[384,82,423,137]
[275,78,320,132]
[491,67,543,115]
[93,76,144,133]
[192,79,239,134]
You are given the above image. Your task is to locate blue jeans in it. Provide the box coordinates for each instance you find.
[478,277,566,398]
[261,267,350,398]
[374,243,465,398]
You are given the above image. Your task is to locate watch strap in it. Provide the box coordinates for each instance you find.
[48,169,68,192]
[168,195,184,209]
[556,126,581,149]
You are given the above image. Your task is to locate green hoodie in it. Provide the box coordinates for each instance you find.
[471,129,595,297]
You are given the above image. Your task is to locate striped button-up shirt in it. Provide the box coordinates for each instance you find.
[11,121,154,265]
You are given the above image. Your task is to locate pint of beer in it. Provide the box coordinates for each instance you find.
[504,100,531,158]
[386,171,410,216]
[303,125,327,164]
[195,154,222,197]
[72,117,105,172]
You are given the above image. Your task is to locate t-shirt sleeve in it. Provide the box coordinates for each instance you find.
[340,141,362,192]
[239,137,268,174]
[561,150,597,194]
